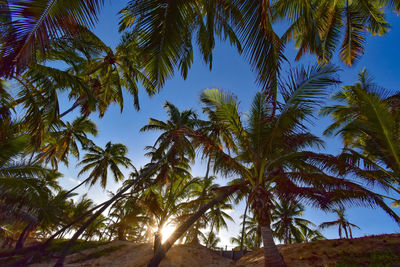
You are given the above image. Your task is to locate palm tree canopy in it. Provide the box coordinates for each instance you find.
[78,141,133,188]
[0,0,105,77]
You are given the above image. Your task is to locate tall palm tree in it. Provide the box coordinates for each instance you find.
[321,69,400,205]
[74,141,133,191]
[319,208,360,239]
[271,201,316,244]
[149,65,400,267]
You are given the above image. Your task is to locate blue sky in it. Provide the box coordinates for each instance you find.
[57,1,400,246]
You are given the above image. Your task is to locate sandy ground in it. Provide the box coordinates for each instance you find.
[31,242,234,267]
[236,234,400,267]
[30,234,400,267]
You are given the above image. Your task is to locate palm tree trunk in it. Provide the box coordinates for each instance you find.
[240,199,249,253]
[15,222,34,249]
[205,156,211,179]
[64,176,91,197]
[154,229,162,255]
[344,225,349,239]
[147,184,242,267]
[260,224,286,267]
[349,226,353,239]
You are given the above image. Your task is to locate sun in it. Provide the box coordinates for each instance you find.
[160,224,176,243]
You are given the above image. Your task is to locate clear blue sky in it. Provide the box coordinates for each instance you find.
[57,1,400,246]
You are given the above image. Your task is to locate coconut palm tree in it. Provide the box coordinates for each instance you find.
[299,225,325,243]
[201,231,221,249]
[73,141,133,191]
[149,65,400,267]
[271,201,316,244]
[319,208,360,239]
[140,101,199,163]
[180,175,233,244]
[321,69,400,205]
[107,194,149,241]
[141,174,199,253]
[35,116,98,168]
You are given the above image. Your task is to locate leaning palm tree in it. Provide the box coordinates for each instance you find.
[148,65,400,267]
[319,208,360,239]
[70,141,132,192]
[271,201,316,244]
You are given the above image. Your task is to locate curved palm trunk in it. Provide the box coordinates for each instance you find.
[15,222,34,249]
[147,184,242,267]
[260,224,286,267]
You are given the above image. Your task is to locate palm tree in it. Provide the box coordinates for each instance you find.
[149,65,400,267]
[271,201,316,244]
[140,101,199,163]
[299,225,325,243]
[0,0,105,77]
[141,174,199,253]
[321,69,400,205]
[319,208,360,239]
[72,141,133,191]
[35,116,98,168]
[181,175,233,245]
[201,231,220,249]
[107,195,149,241]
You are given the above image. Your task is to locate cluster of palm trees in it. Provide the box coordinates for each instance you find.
[1,1,400,267]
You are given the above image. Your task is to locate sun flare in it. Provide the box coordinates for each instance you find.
[160,224,176,243]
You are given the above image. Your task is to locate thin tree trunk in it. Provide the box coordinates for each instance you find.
[63,177,91,197]
[205,157,211,179]
[349,226,353,239]
[147,184,242,267]
[260,225,286,267]
[15,223,33,249]
[54,157,166,267]
[240,199,249,253]
[344,225,349,239]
